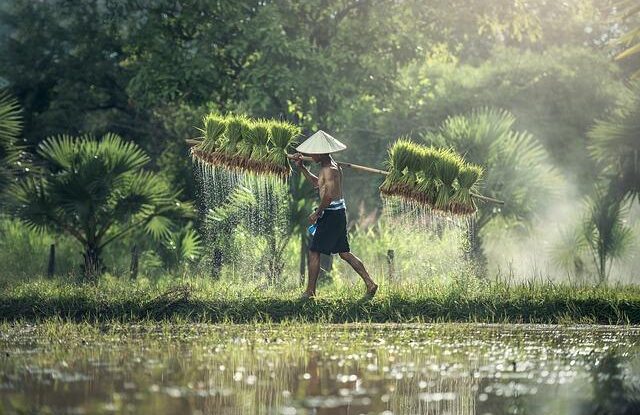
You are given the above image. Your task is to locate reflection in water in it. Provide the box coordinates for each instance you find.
[0,324,639,414]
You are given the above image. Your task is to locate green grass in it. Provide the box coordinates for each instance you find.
[1,275,640,324]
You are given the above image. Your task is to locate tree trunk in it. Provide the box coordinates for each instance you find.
[465,216,487,277]
[299,233,307,286]
[211,248,223,279]
[386,249,395,281]
[599,249,607,285]
[266,234,279,284]
[47,244,56,278]
[82,244,101,281]
[129,244,139,280]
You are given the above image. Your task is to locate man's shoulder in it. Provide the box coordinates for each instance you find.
[320,165,340,177]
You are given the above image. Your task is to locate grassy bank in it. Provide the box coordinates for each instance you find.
[2,276,640,324]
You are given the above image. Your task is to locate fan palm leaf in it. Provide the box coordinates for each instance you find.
[425,107,560,227]
[588,87,640,202]
[12,132,195,279]
[615,0,640,78]
[0,90,23,196]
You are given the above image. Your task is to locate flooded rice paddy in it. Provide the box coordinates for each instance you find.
[1,323,639,415]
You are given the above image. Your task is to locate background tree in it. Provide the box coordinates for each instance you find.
[12,133,195,279]
[614,0,640,78]
[0,90,23,201]
[553,85,639,284]
[581,189,633,284]
[588,84,640,203]
[422,108,561,265]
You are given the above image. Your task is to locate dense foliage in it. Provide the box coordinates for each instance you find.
[0,0,638,282]
[11,134,196,279]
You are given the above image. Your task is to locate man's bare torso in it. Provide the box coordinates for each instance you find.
[318,162,343,202]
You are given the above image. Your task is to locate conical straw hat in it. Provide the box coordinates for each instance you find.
[295,130,347,154]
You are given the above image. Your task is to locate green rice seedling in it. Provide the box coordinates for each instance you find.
[435,148,464,211]
[223,115,248,156]
[450,163,483,214]
[235,119,256,160]
[399,144,423,192]
[197,113,227,153]
[381,139,413,193]
[248,121,271,167]
[382,139,478,214]
[415,147,440,203]
[267,121,301,177]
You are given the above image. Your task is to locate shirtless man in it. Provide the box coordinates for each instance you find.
[292,148,378,300]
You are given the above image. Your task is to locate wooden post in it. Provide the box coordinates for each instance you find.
[386,249,395,281]
[299,233,307,286]
[47,244,56,278]
[129,244,139,280]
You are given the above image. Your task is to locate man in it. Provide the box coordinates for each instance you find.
[292,130,378,299]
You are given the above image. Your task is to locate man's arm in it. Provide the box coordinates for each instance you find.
[292,153,319,188]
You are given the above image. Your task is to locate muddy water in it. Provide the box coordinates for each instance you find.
[1,324,639,414]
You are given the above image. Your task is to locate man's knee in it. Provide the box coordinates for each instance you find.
[339,252,353,261]
[309,250,321,260]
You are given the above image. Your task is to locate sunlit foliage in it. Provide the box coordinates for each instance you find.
[11,133,197,279]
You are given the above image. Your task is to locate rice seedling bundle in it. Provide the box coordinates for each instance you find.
[235,119,256,159]
[450,164,483,214]
[380,139,415,195]
[224,115,247,155]
[380,139,482,215]
[267,121,302,175]
[434,148,464,210]
[415,147,440,204]
[248,121,271,165]
[198,114,227,153]
[191,117,488,214]
[192,113,301,179]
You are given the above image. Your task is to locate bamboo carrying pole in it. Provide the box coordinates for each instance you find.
[286,154,504,205]
[186,139,504,205]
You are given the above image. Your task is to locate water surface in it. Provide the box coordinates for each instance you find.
[1,323,639,414]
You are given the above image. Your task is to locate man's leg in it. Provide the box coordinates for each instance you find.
[338,252,378,293]
[304,250,321,297]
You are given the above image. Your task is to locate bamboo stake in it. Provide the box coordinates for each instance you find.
[186,139,505,205]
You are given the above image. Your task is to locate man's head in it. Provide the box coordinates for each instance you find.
[310,153,330,163]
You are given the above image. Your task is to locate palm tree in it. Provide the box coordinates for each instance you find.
[422,108,561,266]
[204,185,254,278]
[615,0,640,79]
[0,90,23,200]
[554,87,638,284]
[588,84,640,204]
[12,133,195,280]
[581,187,633,284]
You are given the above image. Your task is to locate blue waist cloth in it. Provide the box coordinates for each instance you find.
[324,198,346,211]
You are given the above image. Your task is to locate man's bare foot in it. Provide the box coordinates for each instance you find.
[299,291,315,301]
[364,283,378,299]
